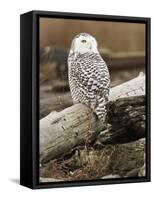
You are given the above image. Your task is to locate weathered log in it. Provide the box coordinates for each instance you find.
[109,72,145,101]
[40,73,145,164]
[40,138,145,180]
[40,103,102,164]
[97,95,145,144]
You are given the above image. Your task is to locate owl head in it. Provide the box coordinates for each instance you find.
[70,33,98,54]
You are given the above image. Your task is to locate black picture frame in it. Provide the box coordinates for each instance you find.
[20,10,151,189]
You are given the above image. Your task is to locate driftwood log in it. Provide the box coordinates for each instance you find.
[40,72,145,164]
[40,138,145,181]
[98,95,145,145]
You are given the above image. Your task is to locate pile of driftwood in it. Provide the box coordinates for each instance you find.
[39,72,146,182]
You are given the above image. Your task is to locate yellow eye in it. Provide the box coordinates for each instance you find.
[81,39,87,43]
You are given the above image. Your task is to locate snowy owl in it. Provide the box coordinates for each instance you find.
[68,33,110,122]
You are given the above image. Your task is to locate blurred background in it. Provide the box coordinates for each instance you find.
[39,17,146,119]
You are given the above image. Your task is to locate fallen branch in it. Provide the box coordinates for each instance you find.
[40,73,145,164]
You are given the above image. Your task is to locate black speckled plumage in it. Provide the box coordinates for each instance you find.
[68,51,110,121]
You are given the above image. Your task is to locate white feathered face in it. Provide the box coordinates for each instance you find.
[70,33,98,54]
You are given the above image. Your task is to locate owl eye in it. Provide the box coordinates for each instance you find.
[81,39,87,43]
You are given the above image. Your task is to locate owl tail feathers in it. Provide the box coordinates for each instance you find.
[95,106,107,123]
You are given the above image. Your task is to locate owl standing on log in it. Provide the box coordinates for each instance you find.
[68,33,110,122]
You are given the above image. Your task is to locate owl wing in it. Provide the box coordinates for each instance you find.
[68,52,110,120]
[76,54,110,102]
